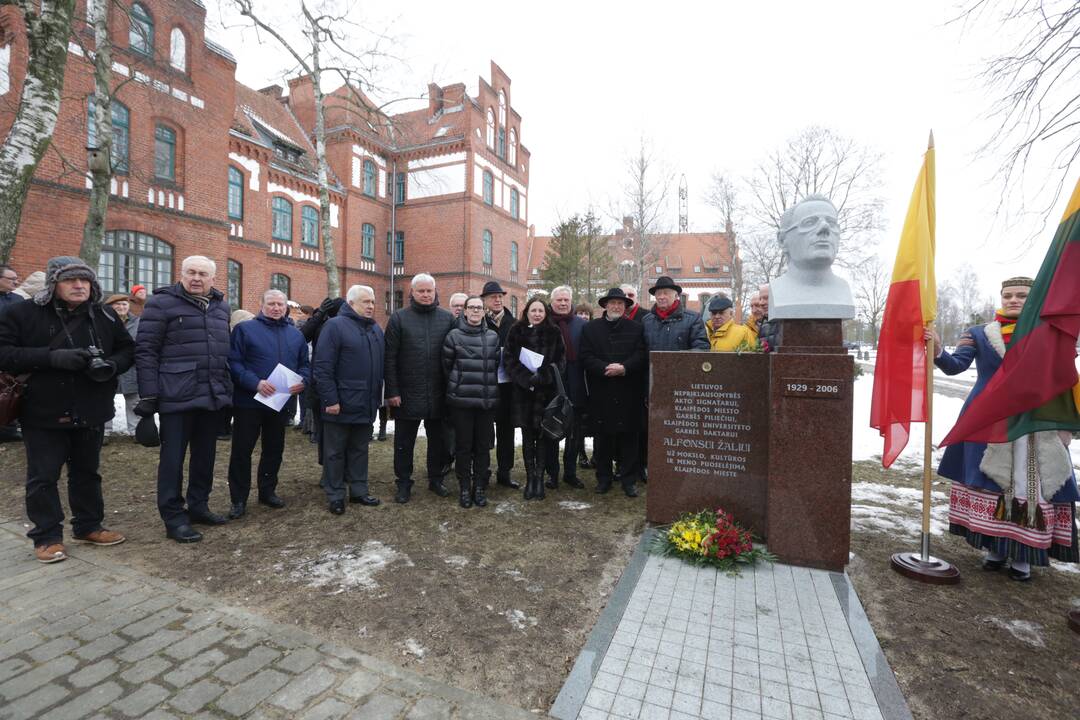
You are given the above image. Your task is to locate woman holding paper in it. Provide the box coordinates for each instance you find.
[505,298,565,500]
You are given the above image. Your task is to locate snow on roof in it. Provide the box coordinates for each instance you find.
[243,106,301,148]
[203,38,235,63]
[434,126,450,138]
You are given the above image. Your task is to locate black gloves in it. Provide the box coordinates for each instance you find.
[318,296,338,315]
[134,398,158,417]
[49,348,92,371]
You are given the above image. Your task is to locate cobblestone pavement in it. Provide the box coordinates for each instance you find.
[0,521,542,719]
[559,555,909,720]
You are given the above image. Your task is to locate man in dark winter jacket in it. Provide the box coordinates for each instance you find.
[547,285,587,489]
[0,257,133,563]
[226,289,310,519]
[135,256,233,543]
[313,285,385,514]
[580,288,647,497]
[482,280,519,489]
[384,273,455,503]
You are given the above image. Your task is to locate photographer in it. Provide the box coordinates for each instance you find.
[0,256,134,563]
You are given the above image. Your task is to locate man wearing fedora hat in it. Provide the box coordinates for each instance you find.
[482,280,520,489]
[580,287,647,496]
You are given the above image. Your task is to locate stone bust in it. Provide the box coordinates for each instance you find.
[769,194,855,320]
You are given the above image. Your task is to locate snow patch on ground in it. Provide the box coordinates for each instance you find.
[277,541,411,592]
[494,502,520,515]
[1050,560,1080,574]
[402,638,427,659]
[850,482,948,538]
[558,501,592,510]
[851,375,966,465]
[444,555,469,568]
[504,609,538,631]
[982,617,1045,647]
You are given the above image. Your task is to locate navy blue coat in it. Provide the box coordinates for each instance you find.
[229,313,311,411]
[135,284,233,414]
[313,303,385,425]
[551,312,587,407]
[642,304,709,352]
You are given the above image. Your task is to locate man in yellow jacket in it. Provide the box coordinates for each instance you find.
[705,295,756,352]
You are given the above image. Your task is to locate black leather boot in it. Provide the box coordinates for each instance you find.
[523,459,536,500]
[458,476,473,509]
[473,474,488,507]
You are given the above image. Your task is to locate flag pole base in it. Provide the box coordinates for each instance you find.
[889,552,961,584]
[1068,610,1080,634]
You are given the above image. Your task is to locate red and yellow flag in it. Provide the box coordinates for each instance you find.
[870,136,936,467]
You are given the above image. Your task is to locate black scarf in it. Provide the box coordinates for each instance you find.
[551,310,576,362]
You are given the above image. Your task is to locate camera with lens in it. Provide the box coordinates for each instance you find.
[85,345,115,382]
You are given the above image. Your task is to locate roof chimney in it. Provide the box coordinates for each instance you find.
[428,83,443,116]
[258,84,283,99]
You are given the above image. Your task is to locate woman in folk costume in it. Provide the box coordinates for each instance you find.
[929,276,1079,581]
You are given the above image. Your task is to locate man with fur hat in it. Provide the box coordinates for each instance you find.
[0,256,134,563]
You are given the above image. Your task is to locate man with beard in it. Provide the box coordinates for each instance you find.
[384,273,456,503]
[483,280,520,489]
[546,285,587,489]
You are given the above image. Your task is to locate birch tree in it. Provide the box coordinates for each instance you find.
[0,0,77,263]
[79,0,113,266]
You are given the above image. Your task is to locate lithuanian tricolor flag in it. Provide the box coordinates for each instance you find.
[870,137,936,467]
[940,178,1080,446]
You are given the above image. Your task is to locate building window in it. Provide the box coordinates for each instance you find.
[509,128,517,166]
[510,241,518,272]
[169,27,186,71]
[362,223,375,259]
[498,90,506,125]
[385,289,403,313]
[395,172,405,205]
[130,3,153,56]
[482,230,493,265]
[486,108,495,148]
[272,197,292,241]
[87,99,130,174]
[270,273,290,298]
[497,128,505,160]
[510,295,518,318]
[387,231,404,264]
[363,159,376,197]
[154,124,176,181]
[227,259,242,311]
[510,188,519,220]
[97,230,173,294]
[227,167,243,220]
[301,206,319,247]
[482,170,493,205]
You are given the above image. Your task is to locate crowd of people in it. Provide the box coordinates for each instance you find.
[0,255,776,562]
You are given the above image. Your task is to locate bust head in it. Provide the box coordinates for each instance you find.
[777,195,840,271]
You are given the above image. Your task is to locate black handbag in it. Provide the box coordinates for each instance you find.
[541,370,574,441]
[0,314,86,426]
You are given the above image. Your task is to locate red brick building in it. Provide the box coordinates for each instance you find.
[0,0,530,322]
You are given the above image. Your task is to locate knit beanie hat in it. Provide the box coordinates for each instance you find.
[34,256,102,306]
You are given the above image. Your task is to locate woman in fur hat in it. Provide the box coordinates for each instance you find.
[928,277,1078,581]
[505,297,565,500]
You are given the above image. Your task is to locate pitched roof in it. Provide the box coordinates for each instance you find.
[233,83,315,154]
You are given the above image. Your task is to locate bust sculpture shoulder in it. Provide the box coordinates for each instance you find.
[769,195,855,320]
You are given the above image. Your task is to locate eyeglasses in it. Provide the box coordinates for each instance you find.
[465,305,484,311]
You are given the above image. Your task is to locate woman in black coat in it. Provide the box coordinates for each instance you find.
[441,297,501,508]
[505,298,565,500]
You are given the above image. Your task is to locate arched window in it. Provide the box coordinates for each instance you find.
[486,108,495,148]
[270,273,290,298]
[509,128,517,166]
[227,167,243,220]
[482,170,493,205]
[301,206,319,247]
[97,230,173,294]
[361,223,375,259]
[497,127,505,160]
[169,27,186,71]
[482,230,493,265]
[510,241,519,272]
[271,197,292,241]
[130,3,153,56]
[362,159,376,197]
[227,259,242,311]
[154,124,176,181]
[498,90,506,125]
[87,98,130,174]
[510,188,519,220]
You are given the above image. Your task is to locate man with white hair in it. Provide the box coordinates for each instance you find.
[135,255,233,543]
[314,285,385,514]
[225,289,310,519]
[384,273,455,503]
[546,285,587,489]
[448,292,468,319]
[620,283,646,323]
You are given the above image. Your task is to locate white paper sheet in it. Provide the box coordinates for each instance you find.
[519,347,544,373]
[254,363,304,412]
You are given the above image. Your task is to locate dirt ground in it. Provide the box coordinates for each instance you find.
[0,429,645,713]
[847,459,1080,720]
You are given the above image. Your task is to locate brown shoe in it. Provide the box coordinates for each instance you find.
[34,544,67,563]
[74,529,126,546]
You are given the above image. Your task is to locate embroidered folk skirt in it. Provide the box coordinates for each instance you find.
[948,484,1078,566]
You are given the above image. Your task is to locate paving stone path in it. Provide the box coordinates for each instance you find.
[0,521,541,720]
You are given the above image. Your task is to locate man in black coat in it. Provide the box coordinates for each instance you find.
[135,256,233,543]
[580,287,647,497]
[547,285,587,489]
[0,256,133,562]
[482,280,519,489]
[384,273,456,503]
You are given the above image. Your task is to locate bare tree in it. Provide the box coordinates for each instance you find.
[956,1,1080,234]
[612,137,673,297]
[702,171,747,313]
[852,256,890,347]
[0,0,78,264]
[954,262,984,326]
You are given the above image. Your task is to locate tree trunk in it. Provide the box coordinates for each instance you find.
[309,22,340,298]
[0,0,78,263]
[79,0,112,268]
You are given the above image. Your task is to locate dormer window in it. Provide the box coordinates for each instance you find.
[273,143,302,164]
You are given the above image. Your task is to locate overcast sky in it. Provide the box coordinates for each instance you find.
[209,1,1071,301]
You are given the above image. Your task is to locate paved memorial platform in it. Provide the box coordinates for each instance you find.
[552,536,911,720]
[0,521,540,720]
